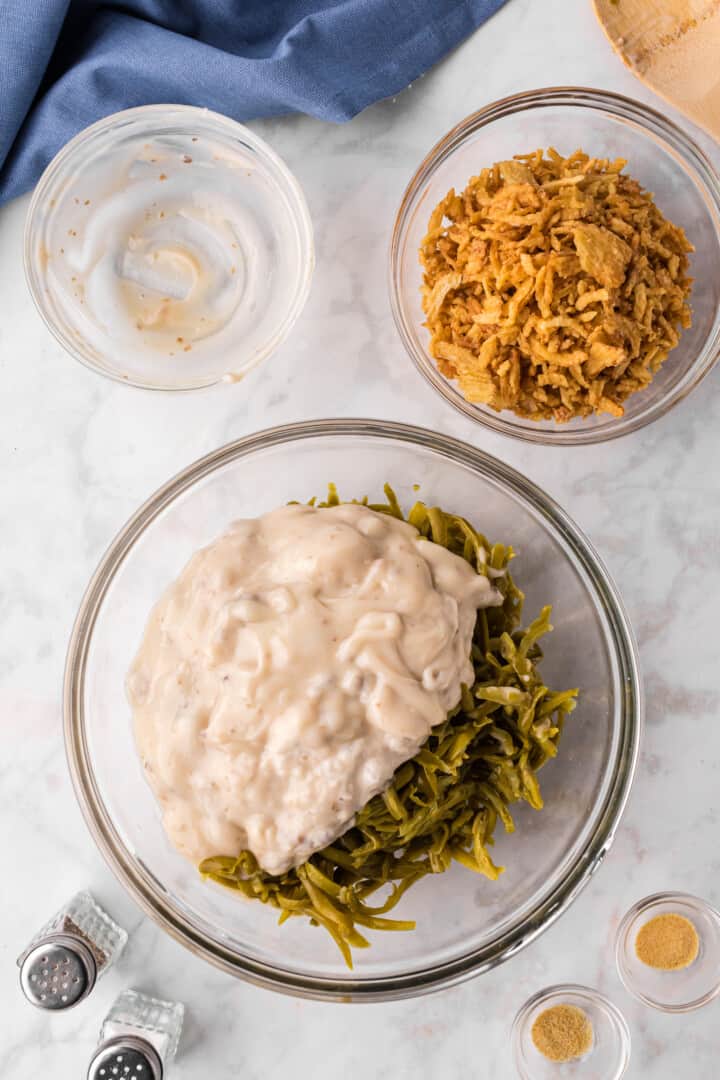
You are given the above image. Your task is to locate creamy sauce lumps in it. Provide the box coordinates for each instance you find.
[128,503,501,876]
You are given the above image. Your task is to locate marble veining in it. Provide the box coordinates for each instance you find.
[1,0,719,1076]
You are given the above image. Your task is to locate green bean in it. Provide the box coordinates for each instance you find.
[198,487,578,968]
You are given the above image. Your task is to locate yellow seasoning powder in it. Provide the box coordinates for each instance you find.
[531,1004,594,1063]
[635,913,700,971]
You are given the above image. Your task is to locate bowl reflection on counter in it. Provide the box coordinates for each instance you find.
[64,420,642,1000]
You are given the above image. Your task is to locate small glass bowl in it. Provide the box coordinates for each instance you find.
[24,105,314,390]
[615,892,720,1012]
[512,984,631,1079]
[389,87,720,445]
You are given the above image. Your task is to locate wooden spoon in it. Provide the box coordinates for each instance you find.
[593,0,720,140]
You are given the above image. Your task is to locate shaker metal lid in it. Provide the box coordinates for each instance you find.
[87,1035,163,1080]
[18,933,97,1010]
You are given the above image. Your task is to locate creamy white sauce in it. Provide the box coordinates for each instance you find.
[127,504,501,876]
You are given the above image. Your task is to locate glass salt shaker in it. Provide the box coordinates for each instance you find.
[17,890,127,1010]
[87,989,185,1080]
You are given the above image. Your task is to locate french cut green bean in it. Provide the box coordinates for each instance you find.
[199,486,578,967]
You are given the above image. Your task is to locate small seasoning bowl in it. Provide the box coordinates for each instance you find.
[512,984,631,1080]
[615,892,720,1013]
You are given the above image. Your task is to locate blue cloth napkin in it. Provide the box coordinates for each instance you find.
[0,0,507,205]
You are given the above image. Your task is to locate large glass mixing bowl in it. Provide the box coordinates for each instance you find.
[64,421,641,1000]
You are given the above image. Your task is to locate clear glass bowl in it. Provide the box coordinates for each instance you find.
[616,892,720,1012]
[512,984,631,1079]
[64,420,641,1000]
[389,87,720,445]
[24,105,314,390]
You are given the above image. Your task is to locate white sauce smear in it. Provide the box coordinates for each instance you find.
[41,126,306,382]
[128,503,501,876]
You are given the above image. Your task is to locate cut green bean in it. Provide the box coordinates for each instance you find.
[199,487,578,967]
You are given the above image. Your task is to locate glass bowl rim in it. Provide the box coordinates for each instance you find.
[23,103,315,392]
[64,418,642,1001]
[388,85,720,446]
[511,982,632,1078]
[615,890,720,1013]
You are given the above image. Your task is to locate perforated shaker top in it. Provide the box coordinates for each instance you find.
[19,934,96,1009]
[87,1034,163,1080]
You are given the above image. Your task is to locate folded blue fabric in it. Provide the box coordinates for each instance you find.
[0,0,507,206]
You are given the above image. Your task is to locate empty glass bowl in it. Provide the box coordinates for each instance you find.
[64,420,641,999]
[616,892,720,1012]
[512,984,631,1079]
[389,87,720,445]
[24,105,314,390]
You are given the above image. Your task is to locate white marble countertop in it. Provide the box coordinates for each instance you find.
[2,1,720,1076]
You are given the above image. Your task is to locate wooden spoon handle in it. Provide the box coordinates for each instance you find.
[593,0,720,140]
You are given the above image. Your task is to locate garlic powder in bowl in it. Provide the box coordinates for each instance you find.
[25,106,314,389]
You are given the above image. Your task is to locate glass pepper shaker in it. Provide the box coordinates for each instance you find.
[17,890,127,1010]
[87,989,185,1080]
